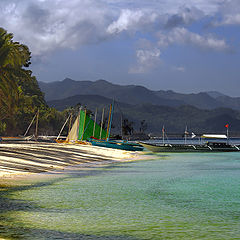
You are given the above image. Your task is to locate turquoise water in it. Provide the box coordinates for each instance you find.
[1,152,240,239]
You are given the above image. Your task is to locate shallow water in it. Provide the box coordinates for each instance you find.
[1,152,240,239]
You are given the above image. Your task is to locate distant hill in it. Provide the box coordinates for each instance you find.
[206,91,227,99]
[40,78,240,134]
[47,94,240,135]
[39,78,240,111]
[48,94,131,111]
[155,90,222,109]
[40,78,183,107]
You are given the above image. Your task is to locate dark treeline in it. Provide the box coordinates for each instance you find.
[0,27,69,136]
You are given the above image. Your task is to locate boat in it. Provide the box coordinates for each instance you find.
[56,107,108,144]
[87,102,144,151]
[1,110,40,143]
[88,138,144,151]
[139,141,240,152]
[139,127,240,152]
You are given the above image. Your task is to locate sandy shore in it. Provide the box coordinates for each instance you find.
[0,141,148,179]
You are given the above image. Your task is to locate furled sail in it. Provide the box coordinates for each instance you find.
[78,109,107,140]
[67,114,80,142]
[67,109,107,142]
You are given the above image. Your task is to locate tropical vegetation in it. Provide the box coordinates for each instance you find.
[0,27,65,136]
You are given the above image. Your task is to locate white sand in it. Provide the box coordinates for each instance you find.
[0,142,149,178]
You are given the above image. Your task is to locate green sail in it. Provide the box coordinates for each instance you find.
[78,110,107,140]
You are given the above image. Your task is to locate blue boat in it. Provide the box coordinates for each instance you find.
[88,138,144,151]
[88,102,144,151]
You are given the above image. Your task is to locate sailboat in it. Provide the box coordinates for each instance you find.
[56,107,108,144]
[1,110,39,142]
[88,103,144,151]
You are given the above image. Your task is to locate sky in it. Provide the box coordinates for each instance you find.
[1,0,240,96]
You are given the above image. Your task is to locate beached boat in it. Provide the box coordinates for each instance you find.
[88,102,144,151]
[56,107,108,144]
[88,138,144,151]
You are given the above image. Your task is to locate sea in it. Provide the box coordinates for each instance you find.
[1,139,240,239]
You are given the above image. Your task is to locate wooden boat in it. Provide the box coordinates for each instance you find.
[139,141,240,152]
[56,107,108,144]
[88,138,144,151]
[87,102,144,151]
[140,126,240,152]
[1,136,33,142]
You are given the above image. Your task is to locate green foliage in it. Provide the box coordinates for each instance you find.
[0,27,66,136]
[0,121,6,134]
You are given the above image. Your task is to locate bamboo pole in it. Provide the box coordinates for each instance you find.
[23,111,37,137]
[57,114,71,140]
[106,104,112,140]
[100,108,105,139]
[35,109,39,141]
[92,108,97,138]
[81,108,87,141]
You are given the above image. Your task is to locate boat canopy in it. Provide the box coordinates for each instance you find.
[201,134,227,139]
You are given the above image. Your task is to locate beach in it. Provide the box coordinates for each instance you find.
[0,141,146,179]
[0,143,240,239]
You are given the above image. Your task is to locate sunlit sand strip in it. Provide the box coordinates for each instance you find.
[0,142,152,178]
[1,156,69,169]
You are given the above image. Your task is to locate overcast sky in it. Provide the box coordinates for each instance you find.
[1,0,240,96]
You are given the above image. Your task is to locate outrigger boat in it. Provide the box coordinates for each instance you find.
[139,140,240,152]
[139,126,240,152]
[88,102,144,151]
[56,104,143,151]
[88,138,144,151]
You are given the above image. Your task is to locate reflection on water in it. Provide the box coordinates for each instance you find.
[1,153,240,239]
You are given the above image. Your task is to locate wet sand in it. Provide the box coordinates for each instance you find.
[0,141,146,179]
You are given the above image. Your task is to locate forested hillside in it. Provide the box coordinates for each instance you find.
[0,28,65,136]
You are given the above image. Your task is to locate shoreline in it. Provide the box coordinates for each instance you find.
[0,141,150,180]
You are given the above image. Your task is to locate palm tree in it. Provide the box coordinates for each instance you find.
[0,28,32,134]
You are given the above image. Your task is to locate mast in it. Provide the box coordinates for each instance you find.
[100,108,105,139]
[35,108,39,141]
[92,108,97,138]
[121,114,123,138]
[106,101,114,141]
[23,111,38,137]
[57,113,71,140]
[184,125,187,145]
[225,123,229,144]
[162,125,165,144]
[81,108,87,141]
[68,112,73,136]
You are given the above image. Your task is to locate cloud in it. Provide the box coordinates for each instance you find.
[219,14,240,25]
[164,7,204,28]
[211,0,240,26]
[107,9,158,34]
[157,27,229,51]
[172,66,186,72]
[0,0,231,58]
[129,48,161,73]
[0,0,111,56]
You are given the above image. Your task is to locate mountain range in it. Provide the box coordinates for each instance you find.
[38,78,240,135]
